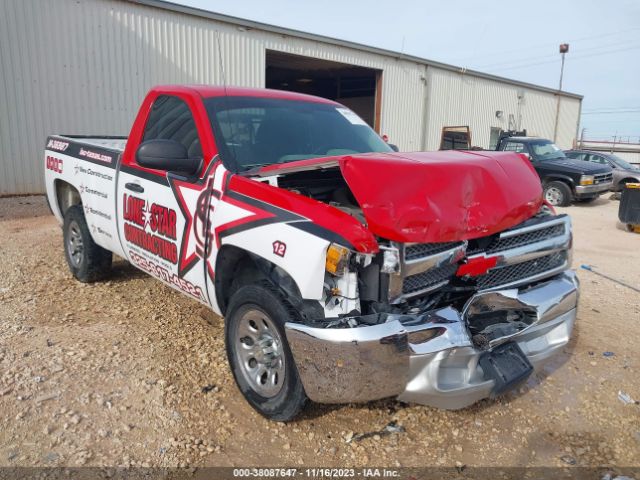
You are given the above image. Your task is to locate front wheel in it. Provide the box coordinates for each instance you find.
[225,284,307,421]
[544,181,572,207]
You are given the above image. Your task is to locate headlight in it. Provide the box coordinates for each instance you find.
[579,175,594,186]
[325,244,350,276]
[380,247,400,274]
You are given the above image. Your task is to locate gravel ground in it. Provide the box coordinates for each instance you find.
[0,195,638,469]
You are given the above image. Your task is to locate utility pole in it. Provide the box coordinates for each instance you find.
[553,43,569,142]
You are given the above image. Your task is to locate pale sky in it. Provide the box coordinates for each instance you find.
[178,0,640,141]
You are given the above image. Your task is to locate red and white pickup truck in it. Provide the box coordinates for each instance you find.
[44,85,579,421]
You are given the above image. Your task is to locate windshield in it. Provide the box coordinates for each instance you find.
[530,140,566,160]
[204,96,392,171]
[609,154,638,170]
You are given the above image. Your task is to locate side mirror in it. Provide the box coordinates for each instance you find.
[136,139,200,175]
[388,144,399,152]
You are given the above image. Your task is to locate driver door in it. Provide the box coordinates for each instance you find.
[116,94,217,306]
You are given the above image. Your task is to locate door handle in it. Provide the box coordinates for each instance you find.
[125,182,144,193]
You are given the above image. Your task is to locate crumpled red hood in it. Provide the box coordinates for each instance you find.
[338,150,543,243]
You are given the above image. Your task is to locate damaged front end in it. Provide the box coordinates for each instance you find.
[253,150,578,408]
[284,213,578,409]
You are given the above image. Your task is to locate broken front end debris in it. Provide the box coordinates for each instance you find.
[284,214,578,408]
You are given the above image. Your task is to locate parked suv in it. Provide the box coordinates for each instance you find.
[565,150,640,192]
[496,133,613,206]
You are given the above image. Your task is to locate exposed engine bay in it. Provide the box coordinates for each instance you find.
[265,164,571,353]
[275,167,366,224]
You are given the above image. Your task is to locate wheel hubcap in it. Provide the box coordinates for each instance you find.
[545,187,562,206]
[235,309,285,398]
[67,221,84,267]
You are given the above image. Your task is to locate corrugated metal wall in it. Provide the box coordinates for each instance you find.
[0,0,265,194]
[0,0,578,194]
[423,67,581,151]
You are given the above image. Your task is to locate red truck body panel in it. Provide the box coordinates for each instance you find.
[229,175,379,253]
[340,150,543,243]
[259,150,543,243]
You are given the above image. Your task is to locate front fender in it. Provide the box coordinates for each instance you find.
[543,174,576,190]
[219,222,330,300]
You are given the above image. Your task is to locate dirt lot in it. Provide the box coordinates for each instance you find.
[0,195,639,469]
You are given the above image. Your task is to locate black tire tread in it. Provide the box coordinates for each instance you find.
[545,181,572,207]
[225,284,307,421]
[63,205,112,282]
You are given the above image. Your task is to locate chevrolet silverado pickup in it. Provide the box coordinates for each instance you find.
[44,86,579,421]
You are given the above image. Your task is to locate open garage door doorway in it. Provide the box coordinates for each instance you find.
[265,50,382,132]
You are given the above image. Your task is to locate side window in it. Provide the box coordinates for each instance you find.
[588,154,606,164]
[566,151,580,160]
[489,127,502,150]
[503,142,525,153]
[142,95,203,159]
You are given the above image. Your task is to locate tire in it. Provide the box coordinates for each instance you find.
[543,181,572,207]
[63,205,112,282]
[225,284,307,421]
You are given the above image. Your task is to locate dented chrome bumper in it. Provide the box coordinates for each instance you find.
[284,270,579,409]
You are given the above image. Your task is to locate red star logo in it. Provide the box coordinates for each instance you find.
[169,162,278,280]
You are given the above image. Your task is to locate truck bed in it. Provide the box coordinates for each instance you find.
[44,134,129,259]
[50,135,127,155]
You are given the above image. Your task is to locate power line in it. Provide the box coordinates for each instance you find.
[583,106,640,112]
[490,44,640,71]
[452,26,640,63]
[490,45,640,72]
[581,110,640,115]
[474,38,640,70]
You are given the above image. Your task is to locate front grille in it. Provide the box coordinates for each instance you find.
[595,172,613,184]
[404,242,463,261]
[387,215,571,302]
[476,251,567,290]
[485,223,565,254]
[402,263,458,294]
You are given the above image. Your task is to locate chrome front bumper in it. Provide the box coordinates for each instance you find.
[575,181,613,196]
[284,270,579,409]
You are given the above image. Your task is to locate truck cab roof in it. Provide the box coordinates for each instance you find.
[155,84,339,104]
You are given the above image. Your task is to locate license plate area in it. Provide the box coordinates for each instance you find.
[479,342,533,395]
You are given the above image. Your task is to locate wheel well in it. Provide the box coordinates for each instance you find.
[214,245,323,321]
[215,246,263,315]
[544,177,574,192]
[54,180,81,216]
[619,177,639,187]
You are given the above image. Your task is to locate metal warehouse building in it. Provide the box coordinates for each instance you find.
[0,0,583,194]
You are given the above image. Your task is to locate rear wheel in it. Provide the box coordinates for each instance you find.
[225,284,307,421]
[63,205,112,282]
[544,181,572,207]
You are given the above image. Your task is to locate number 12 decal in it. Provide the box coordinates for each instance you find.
[272,240,287,257]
